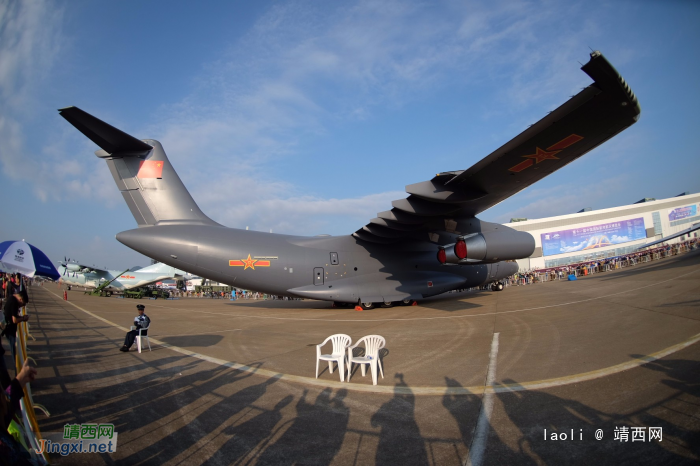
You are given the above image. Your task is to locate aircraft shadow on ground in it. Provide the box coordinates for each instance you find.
[224,299,330,309]
[419,299,485,312]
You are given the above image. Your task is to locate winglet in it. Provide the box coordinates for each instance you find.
[58,106,153,154]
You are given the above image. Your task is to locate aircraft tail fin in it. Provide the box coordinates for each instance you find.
[59,107,219,227]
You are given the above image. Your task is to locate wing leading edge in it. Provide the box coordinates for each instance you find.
[354,51,641,244]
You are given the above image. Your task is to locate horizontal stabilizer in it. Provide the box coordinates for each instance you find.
[59,106,153,154]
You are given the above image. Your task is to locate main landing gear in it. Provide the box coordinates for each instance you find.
[491,282,504,292]
[354,298,417,310]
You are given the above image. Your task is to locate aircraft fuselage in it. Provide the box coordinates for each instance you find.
[116,225,520,303]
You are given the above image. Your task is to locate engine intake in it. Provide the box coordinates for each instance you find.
[437,229,535,265]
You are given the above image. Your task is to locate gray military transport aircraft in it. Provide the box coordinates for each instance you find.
[59,51,640,309]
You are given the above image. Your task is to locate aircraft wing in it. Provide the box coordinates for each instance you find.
[637,223,700,250]
[137,261,191,278]
[353,51,641,244]
[58,260,111,276]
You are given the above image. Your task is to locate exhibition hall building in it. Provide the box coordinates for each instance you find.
[504,192,700,270]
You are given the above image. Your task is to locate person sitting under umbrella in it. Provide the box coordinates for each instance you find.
[120,304,150,352]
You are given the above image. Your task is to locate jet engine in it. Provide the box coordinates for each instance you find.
[437,229,535,265]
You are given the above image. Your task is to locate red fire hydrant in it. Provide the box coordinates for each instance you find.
[63,290,68,301]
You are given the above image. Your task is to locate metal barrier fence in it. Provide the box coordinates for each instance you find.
[505,241,698,289]
[11,288,51,465]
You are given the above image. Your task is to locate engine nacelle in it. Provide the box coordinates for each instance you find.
[438,229,535,265]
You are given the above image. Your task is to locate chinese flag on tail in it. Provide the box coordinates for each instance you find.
[137,160,164,178]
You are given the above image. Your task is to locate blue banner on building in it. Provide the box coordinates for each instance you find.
[668,205,698,222]
[541,217,646,257]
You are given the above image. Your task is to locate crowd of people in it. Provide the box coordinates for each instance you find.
[1,272,41,464]
[507,238,698,287]
[173,289,301,301]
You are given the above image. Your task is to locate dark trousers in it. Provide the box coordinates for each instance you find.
[123,330,147,348]
[0,346,11,389]
[3,334,16,365]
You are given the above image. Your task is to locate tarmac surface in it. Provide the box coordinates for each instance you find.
[12,248,700,465]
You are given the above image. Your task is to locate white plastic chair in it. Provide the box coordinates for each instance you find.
[347,335,385,385]
[136,325,151,353]
[316,334,352,382]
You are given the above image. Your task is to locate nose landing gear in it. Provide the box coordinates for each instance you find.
[491,282,504,292]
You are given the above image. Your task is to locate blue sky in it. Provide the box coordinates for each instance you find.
[1,0,699,270]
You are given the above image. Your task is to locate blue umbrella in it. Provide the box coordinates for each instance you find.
[0,240,60,281]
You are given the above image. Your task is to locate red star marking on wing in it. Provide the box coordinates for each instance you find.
[509,148,560,172]
[526,147,561,164]
[242,254,257,270]
[508,134,584,173]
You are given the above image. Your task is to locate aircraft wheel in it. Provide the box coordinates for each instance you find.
[380,301,394,308]
[359,301,375,310]
[496,282,504,291]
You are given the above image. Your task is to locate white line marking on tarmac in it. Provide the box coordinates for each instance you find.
[466,332,499,466]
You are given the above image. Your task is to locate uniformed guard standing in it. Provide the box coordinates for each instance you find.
[120,304,151,352]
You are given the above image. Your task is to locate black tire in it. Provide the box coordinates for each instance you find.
[496,282,504,291]
[380,301,394,308]
[359,301,375,310]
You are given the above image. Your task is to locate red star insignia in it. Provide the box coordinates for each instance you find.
[524,147,561,164]
[242,254,257,270]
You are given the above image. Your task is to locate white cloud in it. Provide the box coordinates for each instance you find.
[0,0,62,111]
[191,171,404,235]
[141,0,603,234]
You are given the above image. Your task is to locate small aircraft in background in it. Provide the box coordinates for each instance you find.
[57,259,191,291]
